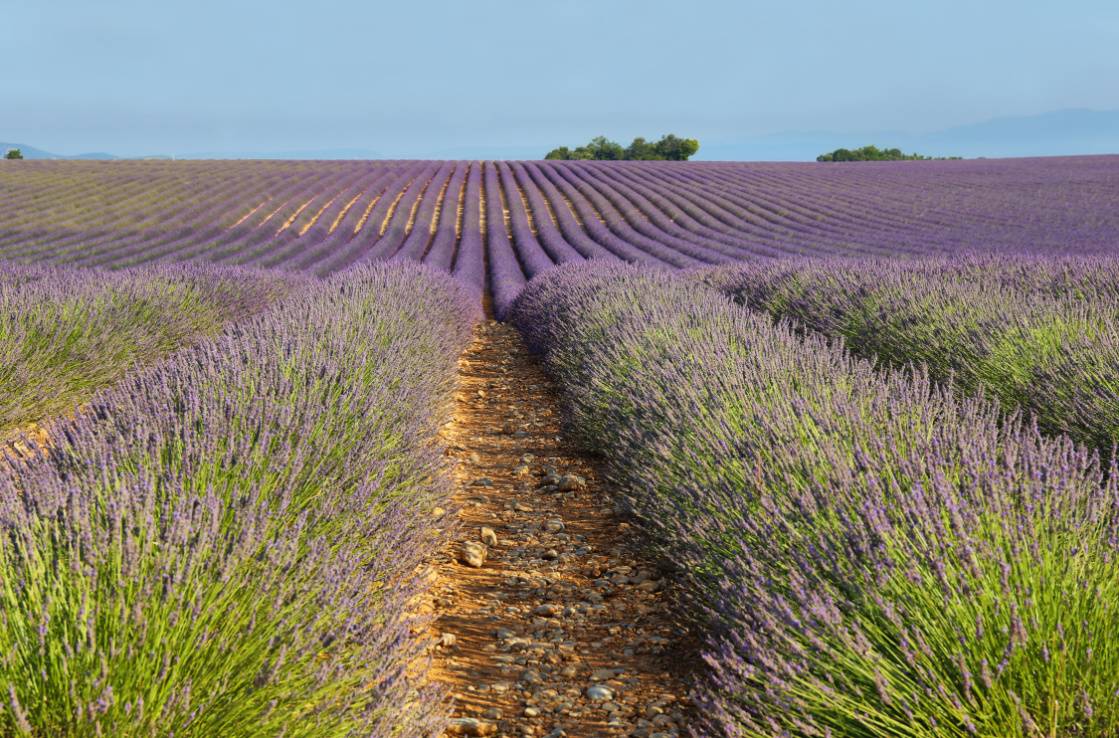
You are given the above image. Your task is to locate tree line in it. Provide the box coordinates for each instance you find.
[545,134,699,161]
[817,145,960,162]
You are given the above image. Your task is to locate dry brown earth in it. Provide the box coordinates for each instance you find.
[426,320,693,737]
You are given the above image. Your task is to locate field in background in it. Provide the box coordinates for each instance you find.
[3,157,1118,314]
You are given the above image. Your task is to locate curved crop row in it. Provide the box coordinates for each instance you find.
[512,262,1119,737]
[708,255,1119,454]
[451,162,485,292]
[2,158,1118,301]
[0,262,479,736]
[0,262,293,437]
[484,162,526,318]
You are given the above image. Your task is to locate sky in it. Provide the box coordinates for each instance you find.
[3,0,1118,158]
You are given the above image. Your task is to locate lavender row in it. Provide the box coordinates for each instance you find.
[0,262,479,736]
[707,255,1119,454]
[6,158,1117,294]
[0,262,292,437]
[484,161,527,317]
[512,262,1119,737]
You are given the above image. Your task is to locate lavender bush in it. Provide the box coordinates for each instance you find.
[0,262,292,437]
[0,262,478,736]
[512,262,1119,737]
[706,255,1119,454]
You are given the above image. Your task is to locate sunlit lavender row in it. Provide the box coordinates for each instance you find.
[0,263,293,438]
[0,263,478,736]
[512,262,1119,737]
[707,255,1119,455]
[3,157,1119,315]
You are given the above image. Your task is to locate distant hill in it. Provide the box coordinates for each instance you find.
[0,142,117,160]
[697,109,1119,161]
[8,109,1119,162]
[921,109,1119,158]
[1,142,63,159]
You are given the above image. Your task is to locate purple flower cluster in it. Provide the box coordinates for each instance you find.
[706,254,1119,454]
[512,262,1119,737]
[0,262,478,736]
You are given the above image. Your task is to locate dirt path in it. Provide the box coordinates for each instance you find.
[428,320,692,737]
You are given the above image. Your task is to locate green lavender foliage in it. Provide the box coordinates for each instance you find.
[513,262,1119,737]
[0,263,478,736]
[0,263,293,436]
[705,255,1119,454]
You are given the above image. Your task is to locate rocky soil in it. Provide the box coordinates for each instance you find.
[426,321,693,737]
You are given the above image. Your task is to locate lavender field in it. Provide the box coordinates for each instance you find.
[3,157,1118,315]
[2,156,1119,736]
[513,263,1119,737]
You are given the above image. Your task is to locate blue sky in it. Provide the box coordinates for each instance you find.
[3,0,1117,158]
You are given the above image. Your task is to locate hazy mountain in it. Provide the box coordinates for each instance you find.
[1,142,64,159]
[70,151,120,160]
[919,109,1119,158]
[1,142,117,160]
[7,109,1118,162]
[697,108,1119,161]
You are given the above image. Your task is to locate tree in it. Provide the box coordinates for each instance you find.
[652,134,700,161]
[624,137,659,160]
[816,145,957,162]
[4,148,23,160]
[543,134,699,161]
[583,136,625,160]
[544,146,573,160]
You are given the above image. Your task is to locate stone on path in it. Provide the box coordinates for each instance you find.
[460,541,487,568]
[586,685,614,701]
[445,717,497,736]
